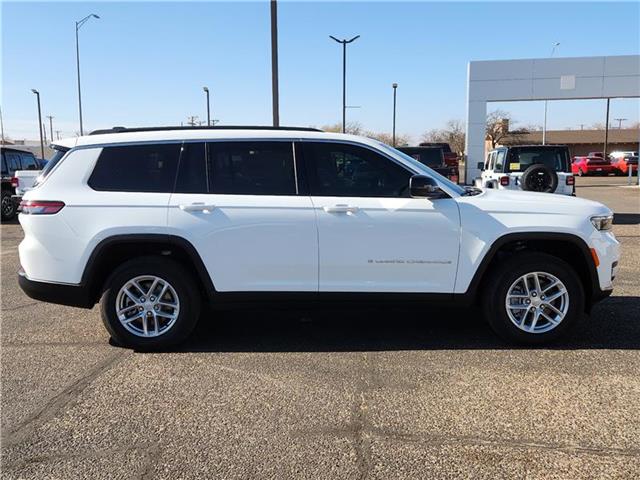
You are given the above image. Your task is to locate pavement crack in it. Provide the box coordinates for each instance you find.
[350,352,374,480]
[2,350,127,448]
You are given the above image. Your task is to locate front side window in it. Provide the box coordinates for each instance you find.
[303,142,411,197]
[89,143,181,192]
[207,141,296,195]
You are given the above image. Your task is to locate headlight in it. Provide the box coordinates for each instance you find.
[591,214,613,231]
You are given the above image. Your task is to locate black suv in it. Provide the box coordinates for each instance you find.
[1,147,39,221]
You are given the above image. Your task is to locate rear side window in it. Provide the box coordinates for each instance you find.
[20,153,39,170]
[207,141,296,195]
[89,143,181,192]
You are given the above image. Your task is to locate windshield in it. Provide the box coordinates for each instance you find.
[506,147,569,173]
[376,142,466,196]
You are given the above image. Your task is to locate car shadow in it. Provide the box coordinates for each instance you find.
[158,296,640,353]
[614,213,640,225]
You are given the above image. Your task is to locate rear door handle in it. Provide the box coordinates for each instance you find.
[323,204,359,214]
[179,202,216,213]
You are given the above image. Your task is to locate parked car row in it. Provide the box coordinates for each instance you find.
[1,147,44,221]
[571,151,638,177]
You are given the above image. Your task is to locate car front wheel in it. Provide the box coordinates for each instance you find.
[100,256,201,350]
[483,252,584,344]
[1,191,16,221]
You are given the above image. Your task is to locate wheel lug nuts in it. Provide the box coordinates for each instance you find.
[140,297,145,302]
[150,296,155,301]
[138,307,143,312]
[146,311,152,316]
[154,305,159,311]
[541,296,546,300]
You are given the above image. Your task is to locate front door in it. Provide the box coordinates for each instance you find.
[168,140,318,292]
[301,141,460,293]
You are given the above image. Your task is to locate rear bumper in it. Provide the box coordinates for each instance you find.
[18,269,94,309]
[585,166,615,174]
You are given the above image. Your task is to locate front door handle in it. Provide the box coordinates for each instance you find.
[323,204,359,214]
[179,202,216,213]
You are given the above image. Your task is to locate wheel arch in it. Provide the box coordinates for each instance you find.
[465,232,600,308]
[82,234,216,305]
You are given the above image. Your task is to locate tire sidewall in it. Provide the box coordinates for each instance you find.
[484,254,584,344]
[100,257,201,350]
[1,191,16,221]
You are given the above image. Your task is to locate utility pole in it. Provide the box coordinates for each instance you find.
[270,0,280,127]
[603,98,610,157]
[187,116,199,127]
[31,89,44,159]
[0,106,5,144]
[47,116,54,144]
[542,42,560,145]
[203,87,211,126]
[330,35,360,133]
[55,130,61,140]
[614,118,627,129]
[392,83,398,146]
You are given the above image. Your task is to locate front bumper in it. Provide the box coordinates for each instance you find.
[18,269,94,309]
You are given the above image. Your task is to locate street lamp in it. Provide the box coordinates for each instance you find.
[392,83,398,146]
[329,35,360,133]
[31,89,44,159]
[76,13,100,135]
[203,87,211,126]
[542,42,560,145]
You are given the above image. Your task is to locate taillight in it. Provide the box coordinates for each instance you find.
[19,200,65,215]
[500,176,510,186]
[566,175,575,185]
[10,177,19,188]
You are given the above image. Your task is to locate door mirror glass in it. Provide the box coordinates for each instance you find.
[410,175,442,199]
[477,161,485,171]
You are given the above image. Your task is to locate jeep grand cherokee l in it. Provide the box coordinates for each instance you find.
[18,127,619,349]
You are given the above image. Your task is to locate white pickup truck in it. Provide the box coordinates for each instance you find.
[13,169,41,198]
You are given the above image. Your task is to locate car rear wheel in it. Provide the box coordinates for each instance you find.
[1,191,16,221]
[100,256,201,350]
[482,252,584,344]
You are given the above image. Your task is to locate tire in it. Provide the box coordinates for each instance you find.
[482,252,584,345]
[100,256,201,350]
[577,168,584,177]
[520,164,558,193]
[1,191,16,221]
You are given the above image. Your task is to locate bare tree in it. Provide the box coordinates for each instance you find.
[485,110,515,149]
[320,121,364,135]
[365,131,410,147]
[421,119,466,155]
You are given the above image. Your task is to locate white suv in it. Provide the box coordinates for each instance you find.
[475,145,575,195]
[18,127,619,349]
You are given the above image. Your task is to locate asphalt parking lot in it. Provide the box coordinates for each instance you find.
[1,176,639,479]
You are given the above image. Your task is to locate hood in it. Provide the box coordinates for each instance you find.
[460,187,612,217]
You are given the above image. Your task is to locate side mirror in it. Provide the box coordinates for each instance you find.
[410,175,442,199]
[477,161,485,171]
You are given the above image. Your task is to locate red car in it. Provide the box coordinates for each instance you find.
[610,154,638,176]
[571,156,615,176]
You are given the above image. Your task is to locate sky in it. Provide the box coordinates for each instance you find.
[2,1,639,143]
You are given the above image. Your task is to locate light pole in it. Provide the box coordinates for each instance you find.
[330,35,360,133]
[392,83,398,146]
[31,89,44,159]
[203,87,211,126]
[542,42,560,145]
[76,13,100,136]
[270,0,280,127]
[47,115,54,144]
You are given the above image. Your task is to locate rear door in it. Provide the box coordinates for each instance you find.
[167,140,317,292]
[301,141,460,293]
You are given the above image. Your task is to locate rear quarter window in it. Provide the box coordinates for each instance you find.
[88,143,181,192]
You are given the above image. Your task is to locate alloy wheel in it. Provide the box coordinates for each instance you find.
[115,275,180,338]
[505,271,569,334]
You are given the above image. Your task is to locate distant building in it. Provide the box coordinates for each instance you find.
[495,128,639,157]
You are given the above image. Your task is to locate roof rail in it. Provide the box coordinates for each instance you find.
[89,125,323,135]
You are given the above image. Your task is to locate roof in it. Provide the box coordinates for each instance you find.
[52,127,377,150]
[501,128,640,145]
[1,146,35,154]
